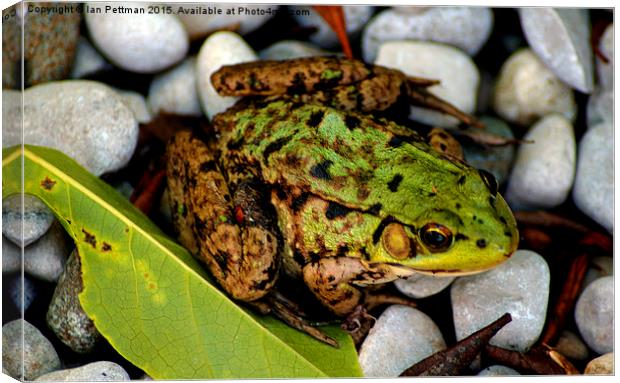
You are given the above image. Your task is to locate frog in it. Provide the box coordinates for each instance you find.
[165,56,519,346]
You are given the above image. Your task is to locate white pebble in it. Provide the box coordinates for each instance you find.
[575,276,613,355]
[506,114,576,209]
[451,250,550,352]
[572,121,613,233]
[70,37,112,78]
[86,2,188,73]
[35,361,130,381]
[148,57,202,117]
[596,24,613,90]
[394,273,454,299]
[493,49,576,126]
[114,88,152,124]
[196,31,257,120]
[292,6,374,49]
[477,365,520,376]
[259,40,330,61]
[363,7,493,62]
[584,353,614,375]
[375,41,479,128]
[176,4,276,39]
[520,8,593,93]
[359,305,445,377]
[587,88,613,127]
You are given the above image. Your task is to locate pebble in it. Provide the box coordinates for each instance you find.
[596,24,613,90]
[259,40,330,61]
[292,6,373,49]
[553,330,589,361]
[394,273,455,299]
[70,37,112,79]
[24,221,71,283]
[477,365,520,376]
[375,40,479,128]
[358,305,446,377]
[462,116,515,185]
[35,361,130,381]
[85,3,189,73]
[451,250,550,352]
[363,7,493,63]
[3,235,21,274]
[196,31,257,120]
[9,275,38,312]
[584,353,614,375]
[148,57,202,117]
[47,250,101,354]
[2,194,55,247]
[505,114,576,209]
[520,9,593,93]
[2,4,81,88]
[3,80,139,176]
[583,256,613,290]
[572,121,613,233]
[493,49,576,126]
[587,88,613,127]
[575,276,613,355]
[176,4,276,39]
[2,319,61,380]
[114,89,152,124]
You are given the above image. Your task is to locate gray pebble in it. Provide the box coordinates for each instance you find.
[572,121,613,233]
[2,235,21,274]
[70,37,112,79]
[114,88,152,124]
[9,275,38,312]
[451,250,550,352]
[553,330,589,361]
[148,57,202,117]
[47,250,101,354]
[394,273,454,299]
[2,319,61,380]
[293,6,374,49]
[575,276,613,355]
[477,365,520,376]
[259,40,330,61]
[35,361,130,381]
[584,352,614,375]
[24,220,71,282]
[3,194,55,246]
[587,88,613,127]
[596,24,613,90]
[358,305,446,377]
[583,257,613,291]
[506,114,576,209]
[520,9,593,93]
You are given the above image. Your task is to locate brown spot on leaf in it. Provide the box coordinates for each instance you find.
[102,242,112,252]
[41,176,56,190]
[82,229,97,248]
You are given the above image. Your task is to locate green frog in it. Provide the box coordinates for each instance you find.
[166,57,519,346]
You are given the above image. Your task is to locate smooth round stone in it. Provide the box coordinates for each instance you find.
[86,3,189,73]
[176,4,276,39]
[493,49,576,126]
[70,37,112,79]
[520,9,593,93]
[394,273,455,299]
[553,330,589,361]
[505,114,576,209]
[47,250,101,354]
[363,7,492,63]
[583,257,613,291]
[114,89,152,124]
[462,116,515,185]
[358,305,446,377]
[196,31,257,120]
[3,80,138,176]
[3,194,55,247]
[259,40,330,61]
[24,221,71,283]
[35,361,130,381]
[584,353,614,375]
[9,275,38,312]
[451,250,550,352]
[596,24,613,90]
[2,235,21,273]
[3,4,81,88]
[2,319,61,380]
[375,40,479,128]
[587,88,613,127]
[572,121,613,233]
[575,276,613,354]
[148,57,202,117]
[477,365,520,376]
[292,6,373,49]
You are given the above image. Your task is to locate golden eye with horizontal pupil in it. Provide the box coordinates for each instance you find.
[381,223,411,260]
[420,223,453,251]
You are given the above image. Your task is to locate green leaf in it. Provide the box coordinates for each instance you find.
[3,145,363,379]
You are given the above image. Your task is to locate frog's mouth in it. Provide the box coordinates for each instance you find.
[383,263,502,278]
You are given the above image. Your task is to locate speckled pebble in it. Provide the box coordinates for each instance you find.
[477,365,520,376]
[358,305,446,377]
[2,319,61,380]
[575,276,613,355]
[596,24,613,90]
[259,40,330,61]
[375,40,479,128]
[23,221,71,282]
[572,121,613,233]
[293,6,373,49]
[505,114,576,209]
[3,194,55,247]
[520,8,593,93]
[363,7,492,63]
[148,57,202,117]
[553,330,589,361]
[35,361,130,381]
[587,88,613,127]
[115,89,152,124]
[197,31,257,120]
[584,353,614,375]
[493,49,576,126]
[451,250,550,352]
[86,3,188,73]
[394,273,455,299]
[176,4,276,39]
[47,250,101,354]
[70,37,112,79]
[9,275,38,312]
[3,235,21,274]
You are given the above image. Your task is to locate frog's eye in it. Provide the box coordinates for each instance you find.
[478,169,498,197]
[420,223,453,251]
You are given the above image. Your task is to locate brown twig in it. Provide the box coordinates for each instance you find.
[312,6,353,59]
[514,211,590,234]
[484,344,579,375]
[401,313,512,376]
[131,170,166,215]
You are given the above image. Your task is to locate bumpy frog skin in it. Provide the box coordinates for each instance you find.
[166,57,519,344]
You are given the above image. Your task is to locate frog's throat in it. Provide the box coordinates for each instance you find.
[383,263,501,278]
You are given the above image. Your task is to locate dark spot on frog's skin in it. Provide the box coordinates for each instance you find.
[355,91,365,109]
[102,242,112,252]
[285,154,302,167]
[360,247,370,261]
[455,203,462,209]
[344,290,354,300]
[489,196,496,209]
[227,136,245,151]
[291,192,310,212]
[82,229,97,249]
[428,191,437,197]
[388,135,405,148]
[194,217,207,236]
[499,216,507,225]
[439,143,447,152]
[336,245,349,257]
[367,203,382,216]
[345,115,360,130]
[213,251,229,274]
[327,275,336,282]
[307,110,325,128]
[310,160,333,180]
[372,216,396,244]
[455,233,469,241]
[235,81,244,91]
[287,72,306,94]
[263,136,292,162]
[479,169,499,197]
[275,187,287,201]
[387,174,403,192]
[293,250,306,266]
[325,201,352,220]
[309,252,322,263]
[199,160,218,172]
[477,219,485,225]
[41,176,56,190]
[504,231,513,238]
[457,175,466,185]
[476,239,487,249]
